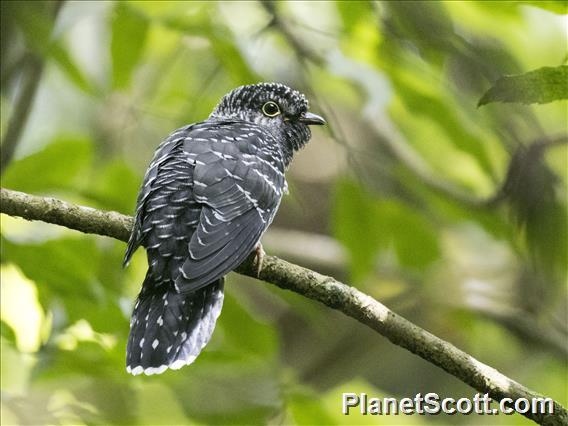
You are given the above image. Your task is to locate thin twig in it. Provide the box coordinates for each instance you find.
[1,52,31,88]
[0,54,44,173]
[1,187,566,426]
[0,0,66,174]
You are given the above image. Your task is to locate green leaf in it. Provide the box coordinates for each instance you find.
[2,137,92,193]
[286,387,338,425]
[337,1,372,33]
[35,355,138,424]
[1,236,128,333]
[332,179,383,282]
[392,83,495,176]
[85,160,140,214]
[478,65,568,106]
[505,146,567,281]
[383,1,456,63]
[517,1,568,14]
[111,2,149,89]
[0,321,17,346]
[172,371,279,425]
[1,237,101,301]
[216,292,277,358]
[333,179,441,277]
[380,200,441,270]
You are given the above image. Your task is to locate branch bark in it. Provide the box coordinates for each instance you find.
[1,188,566,425]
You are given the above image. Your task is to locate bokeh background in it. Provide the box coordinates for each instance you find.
[1,1,566,425]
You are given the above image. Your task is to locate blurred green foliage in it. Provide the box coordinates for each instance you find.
[111,2,149,89]
[1,1,566,425]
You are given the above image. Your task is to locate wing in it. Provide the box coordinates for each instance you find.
[174,121,287,293]
[123,125,192,266]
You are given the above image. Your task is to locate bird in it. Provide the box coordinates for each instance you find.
[123,82,325,375]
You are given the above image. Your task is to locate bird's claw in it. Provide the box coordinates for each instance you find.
[254,243,265,278]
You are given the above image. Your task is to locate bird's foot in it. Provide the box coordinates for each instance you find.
[254,243,265,278]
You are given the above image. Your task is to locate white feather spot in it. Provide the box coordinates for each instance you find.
[128,366,145,375]
[143,365,168,375]
[170,356,197,370]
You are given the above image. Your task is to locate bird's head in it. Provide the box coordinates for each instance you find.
[209,82,325,162]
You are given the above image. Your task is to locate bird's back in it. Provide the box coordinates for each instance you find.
[124,82,324,375]
[125,121,286,375]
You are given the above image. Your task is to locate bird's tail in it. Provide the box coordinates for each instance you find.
[126,273,224,376]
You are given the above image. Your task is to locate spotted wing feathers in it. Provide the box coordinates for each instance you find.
[125,121,286,375]
[174,122,285,292]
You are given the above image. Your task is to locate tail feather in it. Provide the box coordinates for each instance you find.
[126,274,224,376]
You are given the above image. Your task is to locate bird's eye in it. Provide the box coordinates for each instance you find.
[262,101,281,117]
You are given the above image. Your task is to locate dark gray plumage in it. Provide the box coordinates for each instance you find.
[124,82,325,375]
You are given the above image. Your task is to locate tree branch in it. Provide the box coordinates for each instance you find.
[266,228,568,359]
[0,188,566,425]
[0,0,67,174]
[0,188,132,242]
[0,54,44,173]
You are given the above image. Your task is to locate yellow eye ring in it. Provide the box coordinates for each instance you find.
[262,101,281,117]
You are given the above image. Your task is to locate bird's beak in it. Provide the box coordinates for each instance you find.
[299,112,326,125]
